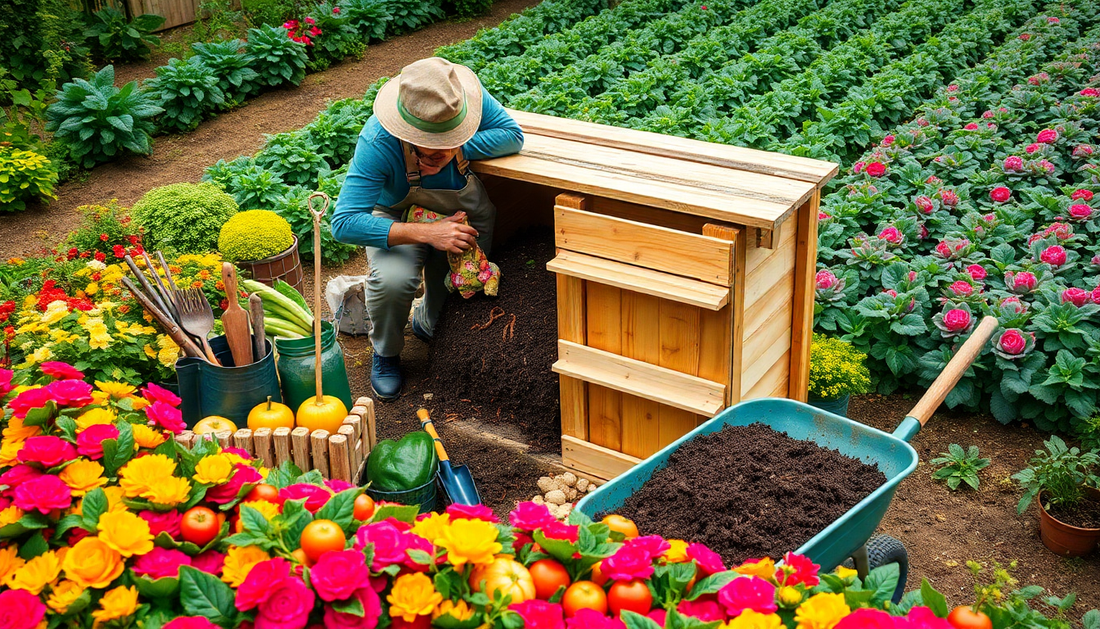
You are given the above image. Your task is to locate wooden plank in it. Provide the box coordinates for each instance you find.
[557,271,588,440]
[620,291,661,458]
[556,192,588,210]
[589,197,713,234]
[311,430,330,478]
[506,109,840,185]
[658,300,702,447]
[328,435,352,483]
[561,435,643,481]
[744,232,797,311]
[789,190,821,403]
[585,283,622,451]
[744,268,796,340]
[553,340,725,418]
[253,428,274,469]
[548,252,728,311]
[273,427,292,467]
[742,330,792,396]
[232,429,254,455]
[745,350,793,400]
[555,207,735,285]
[291,427,311,472]
[746,220,794,275]
[699,224,742,407]
[743,301,793,370]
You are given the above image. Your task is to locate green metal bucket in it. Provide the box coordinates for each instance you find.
[807,393,851,417]
[365,478,438,514]
[275,321,353,413]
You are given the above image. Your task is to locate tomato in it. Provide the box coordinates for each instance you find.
[193,416,237,435]
[529,558,571,600]
[562,581,608,617]
[601,515,639,539]
[291,548,311,566]
[353,494,376,521]
[609,579,653,616]
[299,519,346,562]
[469,557,536,604]
[181,506,221,546]
[589,561,609,587]
[246,484,282,505]
[948,607,993,629]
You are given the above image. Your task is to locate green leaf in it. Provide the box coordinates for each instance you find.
[920,578,948,617]
[82,488,109,530]
[1081,609,1099,629]
[135,575,181,599]
[330,595,364,617]
[179,565,239,628]
[239,505,271,535]
[622,611,664,629]
[864,564,900,606]
[54,514,87,538]
[687,571,739,600]
[18,532,48,559]
[369,504,418,524]
[315,488,359,533]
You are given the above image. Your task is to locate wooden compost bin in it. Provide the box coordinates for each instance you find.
[471,110,838,481]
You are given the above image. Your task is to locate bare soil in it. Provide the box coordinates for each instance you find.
[0,0,539,259]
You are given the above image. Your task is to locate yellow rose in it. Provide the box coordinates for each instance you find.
[85,283,99,296]
[726,610,784,629]
[75,408,117,433]
[59,460,108,497]
[795,593,850,629]
[735,557,777,581]
[143,345,157,360]
[194,454,235,485]
[433,599,476,622]
[93,381,137,402]
[30,346,52,364]
[8,550,62,594]
[3,417,42,442]
[411,512,451,545]
[388,572,442,623]
[63,537,125,589]
[156,336,180,366]
[436,518,501,568]
[0,505,24,528]
[48,579,87,614]
[0,439,23,467]
[131,424,167,450]
[221,545,271,588]
[833,566,858,580]
[144,476,192,507]
[778,586,804,607]
[91,585,139,627]
[663,539,690,563]
[97,511,154,558]
[41,301,70,325]
[0,544,26,585]
[119,454,178,498]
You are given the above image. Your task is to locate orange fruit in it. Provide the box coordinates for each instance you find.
[299,519,346,562]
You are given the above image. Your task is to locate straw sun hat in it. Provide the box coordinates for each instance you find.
[374,57,483,150]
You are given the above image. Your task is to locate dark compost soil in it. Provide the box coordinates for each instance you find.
[420,228,561,451]
[1045,495,1100,530]
[615,423,887,567]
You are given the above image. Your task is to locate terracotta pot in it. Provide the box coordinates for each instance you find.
[1037,487,1100,557]
[235,235,303,294]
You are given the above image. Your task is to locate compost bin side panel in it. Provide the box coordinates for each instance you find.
[741,221,798,400]
[557,273,588,441]
[586,283,623,452]
[620,291,661,458]
[789,189,822,402]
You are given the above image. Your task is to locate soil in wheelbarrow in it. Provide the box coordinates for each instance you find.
[419,228,561,451]
[614,423,887,567]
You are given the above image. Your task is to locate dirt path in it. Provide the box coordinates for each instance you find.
[0,0,539,259]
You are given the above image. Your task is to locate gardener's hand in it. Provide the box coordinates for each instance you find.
[421,212,478,253]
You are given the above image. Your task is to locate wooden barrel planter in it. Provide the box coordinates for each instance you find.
[472,110,838,480]
[236,235,304,294]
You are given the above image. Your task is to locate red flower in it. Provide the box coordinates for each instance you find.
[94,251,106,262]
[112,244,126,258]
[1036,128,1058,144]
[865,161,886,177]
[852,161,865,174]
[1025,143,1041,154]
[1019,33,1031,40]
[1003,156,1024,171]
[308,26,322,36]
[878,226,902,244]
[1062,288,1089,307]
[13,474,71,514]
[989,186,1012,203]
[1040,245,1067,267]
[914,195,935,214]
[998,329,1027,355]
[943,309,972,332]
[1079,88,1100,97]
[966,264,987,281]
[964,122,978,131]
[1071,189,1093,201]
[938,189,959,207]
[1069,204,1092,220]
[949,281,973,297]
[1047,16,1059,22]
[99,233,109,242]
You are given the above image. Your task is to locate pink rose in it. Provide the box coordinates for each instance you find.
[836,608,896,629]
[999,296,1027,314]
[1037,159,1055,173]
[964,122,979,131]
[919,224,929,239]
[925,175,941,185]
[966,264,987,281]
[603,542,656,581]
[687,543,726,576]
[1004,156,1024,171]
[949,281,973,297]
[882,135,895,146]
[1062,288,1089,307]
[908,271,918,282]
[999,329,1027,355]
[1074,145,1094,158]
[866,161,886,177]
[310,550,369,602]
[445,503,498,522]
[278,483,332,512]
[355,522,409,571]
[815,270,838,290]
[1025,143,1041,154]
[142,382,181,407]
[256,577,315,629]
[989,187,1012,203]
[878,227,902,244]
[1071,189,1093,201]
[566,609,624,629]
[1040,245,1067,267]
[1019,33,1031,40]
[914,195,935,214]
[145,400,185,434]
[17,435,77,468]
[1080,88,1100,97]
[192,550,226,575]
[237,558,292,611]
[678,599,726,622]
[510,600,565,629]
[1069,204,1092,220]
[541,521,580,543]
[780,552,820,587]
[13,473,71,514]
[1046,16,1060,23]
[0,589,47,629]
[164,618,220,629]
[819,211,831,220]
[0,368,12,398]
[8,387,53,419]
[900,606,954,629]
[982,110,994,119]
[40,361,85,380]
[207,464,263,504]
[139,509,182,539]
[0,465,43,498]
[76,423,118,460]
[44,379,93,407]
[718,576,778,617]
[1037,128,1059,144]
[324,479,354,494]
[403,533,435,571]
[322,586,381,629]
[509,501,557,531]
[1008,271,1038,292]
[629,536,671,558]
[132,547,192,580]
[853,161,865,174]
[943,309,972,332]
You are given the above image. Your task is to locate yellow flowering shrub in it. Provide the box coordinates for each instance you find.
[808,334,872,400]
[217,210,294,262]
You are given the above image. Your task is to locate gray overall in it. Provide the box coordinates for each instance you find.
[364,142,497,357]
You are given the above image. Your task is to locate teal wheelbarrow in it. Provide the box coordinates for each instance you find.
[577,316,999,603]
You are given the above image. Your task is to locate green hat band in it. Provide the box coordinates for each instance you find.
[397,96,468,134]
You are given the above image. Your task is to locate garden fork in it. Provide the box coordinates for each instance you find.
[176,288,221,365]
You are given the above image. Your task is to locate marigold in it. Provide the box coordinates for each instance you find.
[727,610,784,629]
[436,518,501,568]
[239,500,280,522]
[411,512,451,545]
[834,566,858,580]
[664,539,690,563]
[75,408,117,433]
[131,424,167,449]
[778,586,804,607]
[91,585,139,626]
[0,544,26,584]
[0,439,23,467]
[60,459,108,496]
[221,545,271,588]
[3,417,41,442]
[93,381,137,402]
[98,511,154,557]
[119,454,178,498]
[388,572,442,622]
[0,505,24,528]
[194,454,235,485]
[47,579,86,613]
[63,537,124,589]
[735,557,776,580]
[144,475,191,507]
[8,550,62,594]
[433,599,476,621]
[795,593,850,629]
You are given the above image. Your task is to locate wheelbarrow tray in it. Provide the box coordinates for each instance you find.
[575,397,918,572]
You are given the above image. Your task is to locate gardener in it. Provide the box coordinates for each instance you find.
[332,57,524,401]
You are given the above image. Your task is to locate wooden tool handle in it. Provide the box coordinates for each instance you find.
[310,193,329,404]
[124,255,172,320]
[417,409,449,462]
[907,316,998,426]
[221,263,239,302]
[249,294,266,359]
[142,251,177,320]
[157,251,179,292]
[121,277,205,359]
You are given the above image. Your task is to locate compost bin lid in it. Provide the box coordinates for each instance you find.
[471,110,838,232]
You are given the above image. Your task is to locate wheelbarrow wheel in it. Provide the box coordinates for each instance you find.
[866,534,908,603]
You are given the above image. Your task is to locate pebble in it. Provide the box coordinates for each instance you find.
[545,489,567,505]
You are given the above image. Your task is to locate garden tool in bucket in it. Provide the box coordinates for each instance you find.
[176,335,280,427]
[417,408,482,506]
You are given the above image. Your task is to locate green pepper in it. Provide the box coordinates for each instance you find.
[365,430,439,492]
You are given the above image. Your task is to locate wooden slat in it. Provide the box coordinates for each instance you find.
[589,197,713,234]
[745,350,793,400]
[557,272,588,440]
[291,427,311,472]
[744,268,796,340]
[742,329,792,397]
[744,231,797,311]
[746,220,793,275]
[658,300,701,447]
[310,430,330,478]
[743,302,793,371]
[328,435,351,483]
[620,292,661,458]
[506,109,840,185]
[789,190,821,403]
[562,435,643,481]
[586,283,622,451]
[554,340,725,417]
[555,207,735,285]
[273,427,292,467]
[548,252,728,311]
[699,224,742,407]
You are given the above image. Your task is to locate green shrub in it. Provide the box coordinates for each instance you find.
[0,0,90,95]
[241,0,298,27]
[338,0,391,42]
[131,182,239,253]
[63,200,143,255]
[190,39,261,105]
[254,130,330,186]
[273,184,355,267]
[202,155,257,191]
[0,146,58,212]
[83,7,164,63]
[245,24,309,88]
[232,167,290,210]
[302,104,368,167]
[145,57,226,133]
[218,209,294,261]
[385,0,445,34]
[450,0,493,18]
[304,1,366,71]
[45,65,163,168]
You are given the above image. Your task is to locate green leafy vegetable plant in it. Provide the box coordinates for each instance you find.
[245,24,309,88]
[131,182,239,254]
[451,0,493,18]
[190,39,261,105]
[338,0,391,42]
[1012,436,1100,514]
[45,65,163,169]
[144,57,226,133]
[304,2,366,71]
[931,444,990,490]
[254,130,330,186]
[83,6,165,62]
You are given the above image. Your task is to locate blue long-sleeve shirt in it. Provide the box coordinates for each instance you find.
[331,86,523,250]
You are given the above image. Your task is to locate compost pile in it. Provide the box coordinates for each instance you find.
[424,228,561,451]
[615,423,887,566]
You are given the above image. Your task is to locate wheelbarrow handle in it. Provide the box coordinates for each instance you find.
[416,408,450,462]
[906,315,998,428]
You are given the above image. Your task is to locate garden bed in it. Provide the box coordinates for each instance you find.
[611,423,887,566]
